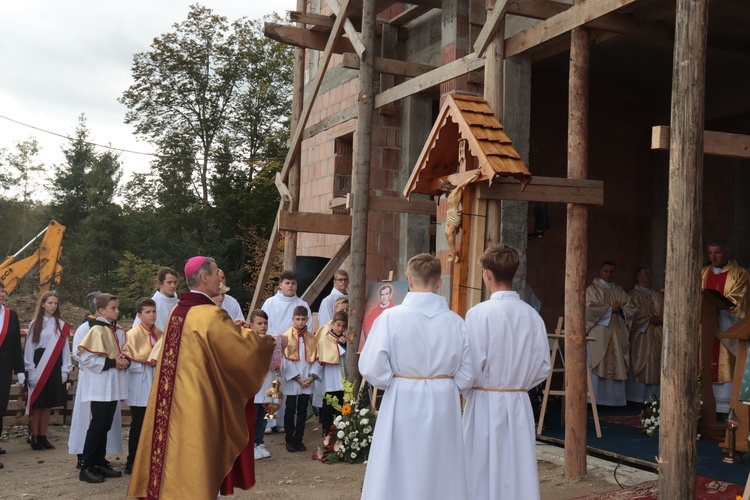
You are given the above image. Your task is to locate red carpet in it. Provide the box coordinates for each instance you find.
[573,476,744,499]
[596,414,643,428]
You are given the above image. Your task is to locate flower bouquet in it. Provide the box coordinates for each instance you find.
[641,395,660,438]
[313,379,375,464]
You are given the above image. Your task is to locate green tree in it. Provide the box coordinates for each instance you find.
[2,138,45,240]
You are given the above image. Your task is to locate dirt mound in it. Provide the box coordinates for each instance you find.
[8,293,90,328]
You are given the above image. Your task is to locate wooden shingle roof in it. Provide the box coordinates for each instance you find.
[403,93,531,198]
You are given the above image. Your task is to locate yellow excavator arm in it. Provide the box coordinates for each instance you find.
[0,220,65,294]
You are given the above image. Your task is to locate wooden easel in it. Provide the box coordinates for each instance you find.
[537,317,602,438]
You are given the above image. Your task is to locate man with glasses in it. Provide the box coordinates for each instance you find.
[318,269,349,326]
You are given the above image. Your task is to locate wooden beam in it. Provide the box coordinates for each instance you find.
[652,126,750,160]
[327,0,366,58]
[274,173,293,211]
[475,177,604,205]
[300,237,352,305]
[504,0,639,58]
[249,200,289,313]
[264,23,354,55]
[278,0,351,184]
[341,52,436,78]
[507,0,569,20]
[278,211,352,235]
[302,105,357,140]
[289,10,335,29]
[474,0,510,57]
[366,195,437,215]
[389,5,433,27]
[374,53,485,109]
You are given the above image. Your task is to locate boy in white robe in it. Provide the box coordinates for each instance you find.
[261,270,312,432]
[133,267,179,332]
[315,310,347,436]
[77,293,129,483]
[281,306,321,453]
[359,253,474,500]
[462,243,551,500]
[318,269,349,326]
[68,292,123,468]
[122,297,162,474]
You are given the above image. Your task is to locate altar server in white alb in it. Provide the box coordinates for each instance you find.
[122,297,163,474]
[462,244,551,500]
[262,270,312,432]
[359,253,474,500]
[317,269,349,326]
[133,267,179,332]
[217,269,245,320]
[68,292,123,468]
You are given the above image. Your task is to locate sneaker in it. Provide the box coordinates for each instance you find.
[264,427,273,435]
[276,427,285,433]
[257,444,271,459]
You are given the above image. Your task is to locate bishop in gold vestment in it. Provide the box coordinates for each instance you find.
[128,257,275,499]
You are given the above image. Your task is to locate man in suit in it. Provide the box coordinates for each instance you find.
[0,283,26,468]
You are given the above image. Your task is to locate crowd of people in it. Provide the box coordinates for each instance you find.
[10,240,735,498]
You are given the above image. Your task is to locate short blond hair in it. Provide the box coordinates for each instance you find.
[406,253,441,286]
[480,244,519,283]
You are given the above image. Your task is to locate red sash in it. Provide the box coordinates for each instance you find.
[26,322,70,414]
[147,292,256,499]
[0,307,11,350]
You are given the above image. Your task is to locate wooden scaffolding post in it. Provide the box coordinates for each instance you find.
[345,0,376,386]
[658,0,707,497]
[564,17,590,478]
[283,0,307,272]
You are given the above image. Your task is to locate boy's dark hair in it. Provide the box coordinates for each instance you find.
[86,291,102,314]
[332,310,348,325]
[280,270,298,282]
[601,260,616,268]
[95,293,118,312]
[249,309,268,322]
[136,297,156,313]
[157,267,178,284]
[292,305,308,317]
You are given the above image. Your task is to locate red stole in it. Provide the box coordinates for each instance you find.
[147,292,256,499]
[26,321,70,414]
[0,307,10,350]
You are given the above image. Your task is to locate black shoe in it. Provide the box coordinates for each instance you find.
[295,441,307,452]
[124,463,133,475]
[285,442,297,453]
[76,458,85,469]
[38,435,55,450]
[79,466,105,483]
[0,462,3,469]
[94,464,122,478]
[29,436,44,451]
[0,447,6,454]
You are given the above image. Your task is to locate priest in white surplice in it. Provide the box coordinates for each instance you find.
[586,261,637,406]
[317,269,349,327]
[133,267,179,332]
[359,254,474,500]
[462,244,551,500]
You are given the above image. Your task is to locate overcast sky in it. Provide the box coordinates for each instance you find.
[0,0,296,196]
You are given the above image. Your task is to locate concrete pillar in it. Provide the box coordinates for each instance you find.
[501,55,532,295]
[398,94,433,279]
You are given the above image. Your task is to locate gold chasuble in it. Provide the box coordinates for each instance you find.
[627,286,664,385]
[127,292,275,500]
[586,280,638,380]
[701,261,750,383]
[316,322,342,365]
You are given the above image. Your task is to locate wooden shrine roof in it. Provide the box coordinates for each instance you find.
[403,93,532,198]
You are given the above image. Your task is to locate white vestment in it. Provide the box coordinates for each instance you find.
[68,320,122,455]
[359,292,474,500]
[124,361,155,408]
[221,293,244,321]
[77,321,128,403]
[318,288,348,327]
[133,291,178,332]
[463,291,551,500]
[261,292,312,426]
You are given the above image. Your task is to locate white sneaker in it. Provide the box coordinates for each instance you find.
[254,445,263,460]
[264,427,272,435]
[277,427,285,432]
[257,444,271,458]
